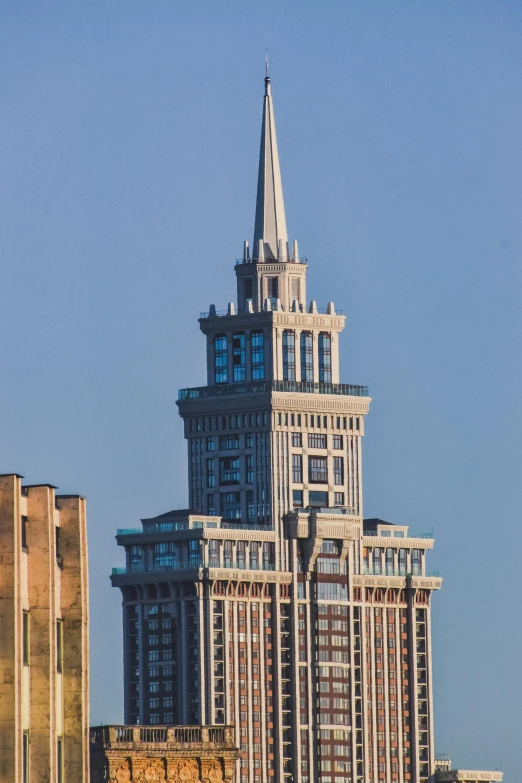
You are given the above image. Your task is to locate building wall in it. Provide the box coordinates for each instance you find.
[0,474,89,783]
[112,512,441,783]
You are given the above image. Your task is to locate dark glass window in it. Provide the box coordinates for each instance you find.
[292,432,302,447]
[308,433,327,449]
[21,515,28,551]
[23,733,29,783]
[154,542,176,568]
[334,492,345,506]
[207,494,215,516]
[219,435,239,450]
[319,332,332,383]
[221,492,241,521]
[214,335,228,384]
[309,457,328,483]
[206,437,214,451]
[333,457,344,485]
[245,277,253,301]
[268,277,279,298]
[309,491,328,508]
[57,738,63,783]
[207,458,215,487]
[283,330,296,381]
[292,454,303,483]
[220,457,241,485]
[247,455,254,484]
[233,333,246,382]
[251,332,265,380]
[293,490,303,508]
[300,332,313,381]
[333,434,343,449]
[399,549,407,575]
[247,490,255,522]
[56,619,63,673]
[23,611,30,666]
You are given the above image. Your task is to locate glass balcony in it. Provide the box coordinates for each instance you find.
[178,379,368,400]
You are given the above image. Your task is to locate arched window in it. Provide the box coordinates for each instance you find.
[319,332,332,383]
[282,330,295,381]
[214,335,227,384]
[300,332,313,382]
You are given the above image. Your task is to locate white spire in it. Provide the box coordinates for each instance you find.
[253,68,288,261]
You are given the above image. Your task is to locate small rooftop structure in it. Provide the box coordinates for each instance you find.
[434,757,503,782]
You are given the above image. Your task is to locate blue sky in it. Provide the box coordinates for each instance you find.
[1,2,520,778]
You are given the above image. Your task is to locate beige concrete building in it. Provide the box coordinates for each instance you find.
[433,757,502,782]
[90,724,238,782]
[0,473,89,783]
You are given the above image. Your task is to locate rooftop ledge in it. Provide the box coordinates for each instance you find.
[178,380,369,401]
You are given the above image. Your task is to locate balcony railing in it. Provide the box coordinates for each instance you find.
[112,559,276,576]
[116,520,274,537]
[178,379,369,401]
[90,725,234,748]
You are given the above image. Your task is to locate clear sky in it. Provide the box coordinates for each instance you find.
[1,1,520,778]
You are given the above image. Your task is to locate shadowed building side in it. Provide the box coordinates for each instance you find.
[0,474,89,783]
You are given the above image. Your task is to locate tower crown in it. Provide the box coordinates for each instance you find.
[253,70,290,262]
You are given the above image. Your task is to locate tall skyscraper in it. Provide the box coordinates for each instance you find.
[112,72,442,783]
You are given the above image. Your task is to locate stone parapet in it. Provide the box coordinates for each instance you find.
[90,725,239,783]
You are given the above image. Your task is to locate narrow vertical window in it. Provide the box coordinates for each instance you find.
[207,458,215,487]
[57,738,63,783]
[319,333,331,383]
[251,332,265,380]
[23,733,29,783]
[23,611,30,666]
[292,455,303,483]
[247,490,255,522]
[300,332,313,382]
[282,330,295,381]
[232,333,246,382]
[56,619,63,674]
[333,457,344,485]
[21,515,28,551]
[214,335,228,384]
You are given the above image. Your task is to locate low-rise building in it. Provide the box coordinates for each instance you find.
[90,724,239,782]
[0,473,89,783]
[434,757,503,782]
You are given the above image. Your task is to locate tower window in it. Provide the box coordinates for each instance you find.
[308,457,328,483]
[300,332,313,382]
[268,276,278,298]
[251,332,265,380]
[247,490,255,522]
[308,433,327,449]
[214,335,228,384]
[282,330,296,381]
[244,277,253,302]
[221,492,241,521]
[319,333,332,383]
[293,490,303,508]
[333,457,344,485]
[207,459,215,487]
[292,454,303,483]
[220,457,241,485]
[233,333,246,382]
